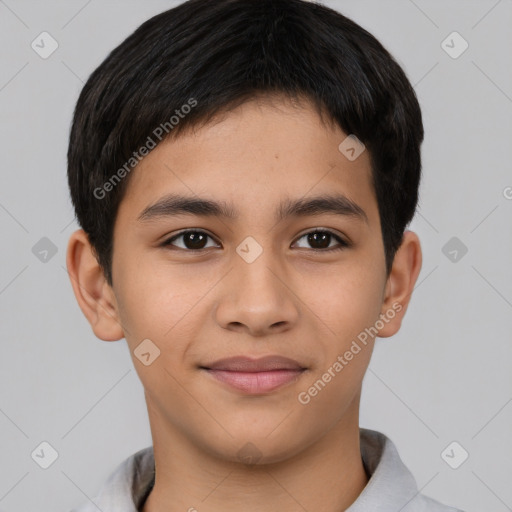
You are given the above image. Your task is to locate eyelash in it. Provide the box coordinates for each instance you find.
[161,229,350,253]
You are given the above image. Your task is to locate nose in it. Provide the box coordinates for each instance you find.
[213,247,300,337]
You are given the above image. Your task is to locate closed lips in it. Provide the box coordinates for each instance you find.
[200,356,307,394]
[201,355,306,372]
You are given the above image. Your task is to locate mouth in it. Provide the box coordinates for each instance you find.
[199,355,307,394]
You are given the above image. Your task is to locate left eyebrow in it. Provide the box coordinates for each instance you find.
[137,193,368,225]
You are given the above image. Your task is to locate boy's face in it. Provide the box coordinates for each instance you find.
[71,95,419,464]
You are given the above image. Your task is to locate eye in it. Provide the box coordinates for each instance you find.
[161,229,350,252]
[293,229,349,252]
[162,230,220,251]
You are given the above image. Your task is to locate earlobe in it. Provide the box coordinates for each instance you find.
[66,229,125,342]
[377,230,423,338]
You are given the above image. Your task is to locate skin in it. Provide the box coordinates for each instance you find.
[66,94,422,512]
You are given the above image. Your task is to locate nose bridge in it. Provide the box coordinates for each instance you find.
[237,240,280,293]
[234,235,285,304]
[214,236,299,335]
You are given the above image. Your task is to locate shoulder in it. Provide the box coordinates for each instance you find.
[70,446,155,512]
[411,494,465,512]
[353,429,465,512]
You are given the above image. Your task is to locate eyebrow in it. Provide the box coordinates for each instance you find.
[137,193,368,225]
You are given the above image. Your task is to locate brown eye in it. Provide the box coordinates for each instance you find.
[162,230,219,251]
[293,230,349,252]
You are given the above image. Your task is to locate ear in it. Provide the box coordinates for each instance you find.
[376,230,422,338]
[65,229,124,341]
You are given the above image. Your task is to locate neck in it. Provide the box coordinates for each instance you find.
[142,395,367,512]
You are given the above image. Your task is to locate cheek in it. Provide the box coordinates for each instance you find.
[115,257,200,337]
[304,267,383,344]
[297,279,379,415]
[114,268,199,398]
[114,260,217,389]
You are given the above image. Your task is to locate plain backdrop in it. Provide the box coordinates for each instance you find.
[0,1,511,511]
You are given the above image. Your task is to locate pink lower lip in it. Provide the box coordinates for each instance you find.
[204,369,305,393]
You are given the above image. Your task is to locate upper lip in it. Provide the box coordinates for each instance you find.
[201,355,306,372]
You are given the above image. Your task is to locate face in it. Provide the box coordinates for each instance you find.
[107,95,393,463]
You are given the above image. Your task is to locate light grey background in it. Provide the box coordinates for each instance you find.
[0,1,511,511]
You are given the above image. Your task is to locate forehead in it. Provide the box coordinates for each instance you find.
[117,96,378,227]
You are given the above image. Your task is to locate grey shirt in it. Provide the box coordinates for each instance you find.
[72,428,463,512]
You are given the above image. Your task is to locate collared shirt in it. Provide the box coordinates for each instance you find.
[71,428,464,512]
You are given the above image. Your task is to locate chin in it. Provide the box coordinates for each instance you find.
[215,430,307,466]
